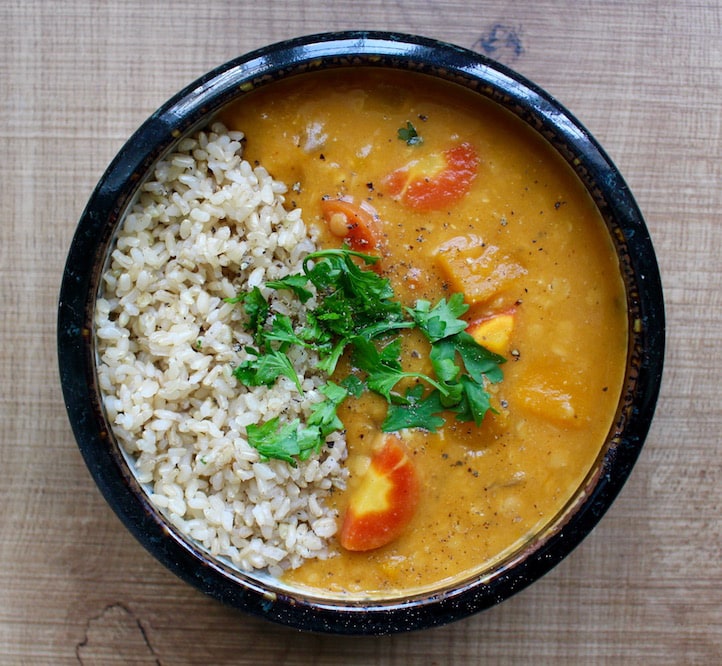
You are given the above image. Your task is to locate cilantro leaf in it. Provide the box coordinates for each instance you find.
[397,121,423,146]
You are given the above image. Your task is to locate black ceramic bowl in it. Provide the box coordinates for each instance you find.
[58,32,664,635]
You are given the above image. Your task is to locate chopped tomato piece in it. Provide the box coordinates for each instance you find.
[467,309,516,355]
[382,142,479,211]
[320,197,383,255]
[339,434,420,552]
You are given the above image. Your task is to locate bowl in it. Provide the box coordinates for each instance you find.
[57,31,664,635]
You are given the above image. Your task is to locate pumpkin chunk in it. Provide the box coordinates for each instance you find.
[434,235,527,306]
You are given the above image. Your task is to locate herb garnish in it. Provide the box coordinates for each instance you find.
[228,247,504,465]
[397,121,423,146]
[245,382,348,465]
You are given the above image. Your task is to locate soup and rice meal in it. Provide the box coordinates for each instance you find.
[94,69,628,597]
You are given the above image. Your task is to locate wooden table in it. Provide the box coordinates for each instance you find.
[3,1,720,663]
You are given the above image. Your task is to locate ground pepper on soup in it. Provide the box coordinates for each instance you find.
[219,68,628,596]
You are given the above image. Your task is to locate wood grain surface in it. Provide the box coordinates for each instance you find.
[2,1,720,663]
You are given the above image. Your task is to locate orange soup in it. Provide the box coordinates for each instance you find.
[220,68,628,596]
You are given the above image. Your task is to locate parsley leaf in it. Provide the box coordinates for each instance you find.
[225,287,269,345]
[454,375,494,426]
[451,331,505,384]
[341,374,365,398]
[246,417,303,466]
[382,385,446,432]
[408,293,469,343]
[226,246,507,466]
[233,348,302,392]
[351,336,449,401]
[316,337,349,376]
[397,121,423,146]
[266,274,315,303]
[307,382,348,437]
[245,382,349,466]
[366,366,413,401]
[262,313,311,349]
[429,339,464,406]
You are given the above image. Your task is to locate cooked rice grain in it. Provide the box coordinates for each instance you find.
[95,122,348,575]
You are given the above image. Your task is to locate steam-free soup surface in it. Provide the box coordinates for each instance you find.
[221,69,627,596]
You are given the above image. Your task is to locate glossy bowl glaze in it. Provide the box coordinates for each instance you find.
[58,31,664,635]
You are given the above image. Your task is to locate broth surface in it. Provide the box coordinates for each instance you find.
[220,69,628,596]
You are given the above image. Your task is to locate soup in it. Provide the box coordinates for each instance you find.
[217,69,628,595]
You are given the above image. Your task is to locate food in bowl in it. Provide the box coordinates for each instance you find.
[59,31,664,634]
[94,124,348,575]
[94,67,628,598]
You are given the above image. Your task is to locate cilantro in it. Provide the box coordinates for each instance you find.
[397,121,423,146]
[226,246,506,465]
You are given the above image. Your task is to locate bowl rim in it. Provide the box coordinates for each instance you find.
[57,30,665,635]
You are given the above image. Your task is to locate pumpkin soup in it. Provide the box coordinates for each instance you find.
[216,67,628,596]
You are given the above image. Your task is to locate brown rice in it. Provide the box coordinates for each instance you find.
[94,122,348,576]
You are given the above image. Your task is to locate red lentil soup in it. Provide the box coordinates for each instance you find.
[220,68,628,597]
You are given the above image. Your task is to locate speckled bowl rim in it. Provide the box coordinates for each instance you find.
[58,31,665,635]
